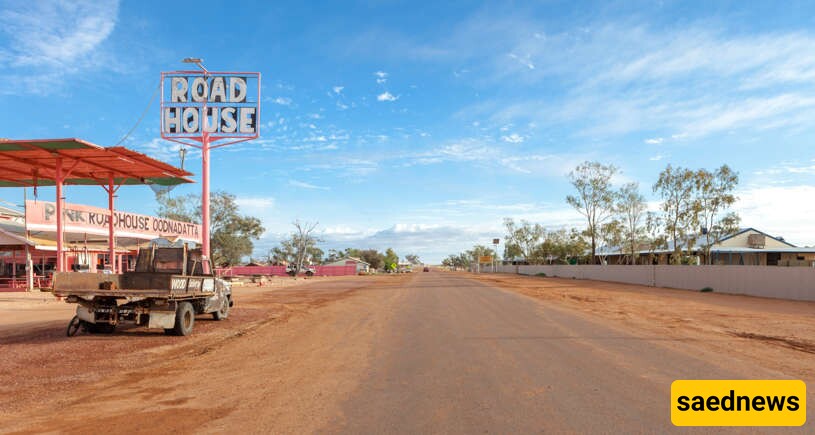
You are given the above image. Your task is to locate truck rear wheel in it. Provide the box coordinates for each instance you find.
[172,302,195,336]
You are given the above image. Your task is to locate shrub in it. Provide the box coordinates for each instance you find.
[536,272,547,277]
[700,287,714,293]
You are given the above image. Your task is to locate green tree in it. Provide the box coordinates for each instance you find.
[616,182,647,265]
[653,165,699,264]
[566,161,619,264]
[325,249,343,263]
[565,229,591,264]
[385,248,399,265]
[695,165,739,264]
[502,242,524,262]
[405,254,421,265]
[644,211,668,264]
[503,218,545,263]
[534,230,561,264]
[270,221,322,272]
[599,219,624,264]
[156,191,264,266]
[359,249,385,270]
[442,253,470,270]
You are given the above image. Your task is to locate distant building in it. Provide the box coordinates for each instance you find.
[324,256,369,273]
[601,227,815,266]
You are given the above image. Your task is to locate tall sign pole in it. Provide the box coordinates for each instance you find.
[160,59,260,274]
[201,126,210,273]
[492,238,500,273]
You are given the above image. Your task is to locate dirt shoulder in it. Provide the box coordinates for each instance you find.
[468,272,815,381]
[0,274,410,434]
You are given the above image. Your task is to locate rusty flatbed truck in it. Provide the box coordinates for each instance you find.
[53,246,233,336]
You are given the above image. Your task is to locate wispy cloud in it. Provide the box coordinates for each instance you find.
[374,70,388,84]
[235,196,275,211]
[133,138,197,164]
[501,133,524,143]
[289,179,330,190]
[377,91,398,102]
[737,185,815,247]
[273,97,293,105]
[0,0,119,95]
[363,15,815,141]
[0,0,118,68]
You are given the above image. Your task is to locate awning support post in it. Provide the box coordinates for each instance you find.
[56,157,64,272]
[26,244,33,291]
[108,173,116,273]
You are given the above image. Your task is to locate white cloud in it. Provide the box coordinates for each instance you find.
[374,71,388,84]
[273,97,292,105]
[501,133,525,143]
[377,92,398,102]
[753,160,815,177]
[736,185,815,247]
[235,196,275,211]
[401,138,586,176]
[288,180,330,190]
[332,86,344,94]
[0,0,119,95]
[439,20,815,140]
[0,0,118,68]
[645,137,664,144]
[134,138,196,164]
[508,53,535,70]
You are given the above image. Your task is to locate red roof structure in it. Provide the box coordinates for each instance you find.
[0,138,193,187]
[0,138,194,275]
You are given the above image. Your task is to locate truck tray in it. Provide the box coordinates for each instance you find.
[52,272,216,299]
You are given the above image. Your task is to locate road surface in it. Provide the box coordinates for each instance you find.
[0,272,811,433]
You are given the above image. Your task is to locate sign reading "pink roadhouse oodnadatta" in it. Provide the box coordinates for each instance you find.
[25,200,202,243]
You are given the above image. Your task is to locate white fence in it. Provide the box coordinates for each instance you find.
[493,265,815,302]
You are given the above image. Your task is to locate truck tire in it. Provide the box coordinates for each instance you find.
[212,296,230,320]
[66,316,82,337]
[172,301,195,336]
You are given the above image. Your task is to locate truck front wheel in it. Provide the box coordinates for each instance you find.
[212,296,230,320]
[66,316,82,337]
[172,302,195,336]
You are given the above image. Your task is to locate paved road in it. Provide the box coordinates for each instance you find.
[2,273,796,433]
[332,272,764,433]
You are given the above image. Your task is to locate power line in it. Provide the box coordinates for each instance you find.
[112,81,161,147]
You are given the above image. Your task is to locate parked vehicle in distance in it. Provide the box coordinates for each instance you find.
[286,263,315,277]
[423,267,430,272]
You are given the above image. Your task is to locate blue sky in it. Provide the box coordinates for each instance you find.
[2,0,815,263]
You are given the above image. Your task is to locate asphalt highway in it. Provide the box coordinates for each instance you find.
[332,272,764,433]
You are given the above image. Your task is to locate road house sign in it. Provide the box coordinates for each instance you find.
[161,72,260,139]
[26,200,202,243]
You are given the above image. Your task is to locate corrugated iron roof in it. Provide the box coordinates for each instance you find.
[0,138,193,187]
